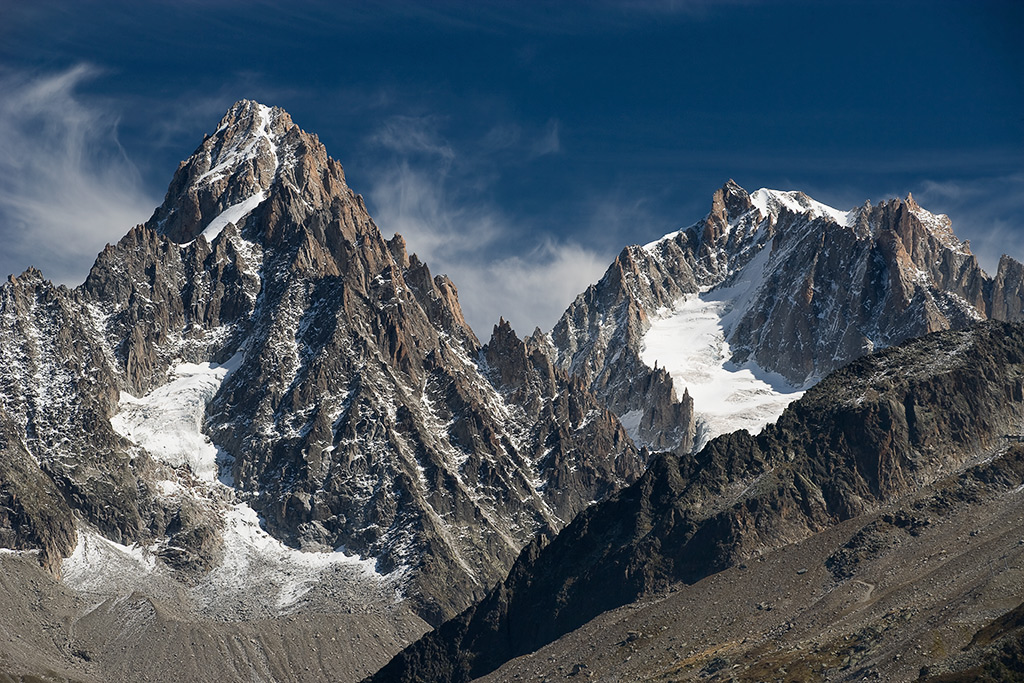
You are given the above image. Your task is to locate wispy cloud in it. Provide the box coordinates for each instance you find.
[444,241,608,338]
[914,173,1024,273]
[0,64,159,283]
[368,157,502,263]
[364,113,607,336]
[369,115,456,161]
[529,119,561,158]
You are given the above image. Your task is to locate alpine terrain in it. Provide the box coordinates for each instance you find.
[371,321,1024,682]
[548,180,1024,452]
[0,101,641,681]
[1,100,1022,683]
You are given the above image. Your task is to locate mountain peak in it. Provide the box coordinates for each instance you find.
[147,100,346,243]
[875,192,966,257]
[215,99,289,134]
[749,187,853,226]
[716,179,754,218]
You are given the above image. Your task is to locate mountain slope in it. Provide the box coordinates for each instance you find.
[550,180,1024,451]
[368,321,1024,682]
[474,447,1024,682]
[0,267,162,569]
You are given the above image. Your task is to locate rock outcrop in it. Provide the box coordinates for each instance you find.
[992,254,1024,322]
[0,268,163,568]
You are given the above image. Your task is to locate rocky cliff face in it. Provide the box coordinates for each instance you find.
[370,321,1024,682]
[727,189,995,382]
[0,100,642,624]
[550,180,1024,452]
[0,268,165,570]
[992,254,1024,322]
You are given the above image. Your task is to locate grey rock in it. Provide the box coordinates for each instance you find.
[369,321,1024,682]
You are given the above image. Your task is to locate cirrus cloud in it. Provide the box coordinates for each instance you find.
[364,113,609,336]
[914,173,1024,274]
[0,64,160,284]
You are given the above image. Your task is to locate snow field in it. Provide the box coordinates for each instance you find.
[749,188,853,227]
[62,527,158,595]
[73,354,393,615]
[111,361,235,482]
[642,294,804,450]
[195,503,385,615]
[641,226,805,450]
[200,191,268,242]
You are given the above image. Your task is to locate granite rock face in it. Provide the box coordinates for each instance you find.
[370,321,1024,683]
[550,180,1024,451]
[147,101,344,244]
[725,189,996,382]
[0,101,642,623]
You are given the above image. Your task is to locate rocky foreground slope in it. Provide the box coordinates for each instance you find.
[549,180,1024,452]
[475,449,1024,682]
[369,321,1024,682]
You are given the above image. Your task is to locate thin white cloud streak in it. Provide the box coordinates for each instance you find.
[478,119,560,159]
[0,65,159,283]
[369,115,456,161]
[529,119,561,158]
[365,115,607,336]
[368,160,503,262]
[913,173,1024,274]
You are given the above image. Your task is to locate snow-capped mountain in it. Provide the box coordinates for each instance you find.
[0,101,642,633]
[3,101,1022,682]
[549,180,1024,451]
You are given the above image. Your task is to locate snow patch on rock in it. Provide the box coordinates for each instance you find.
[111,358,239,482]
[199,191,268,243]
[618,409,643,444]
[62,527,159,595]
[192,503,394,617]
[750,188,853,227]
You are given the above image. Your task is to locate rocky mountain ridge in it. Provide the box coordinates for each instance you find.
[472,447,1024,682]
[549,180,1024,452]
[0,100,643,631]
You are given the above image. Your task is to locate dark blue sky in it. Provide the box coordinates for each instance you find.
[1,0,1021,333]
